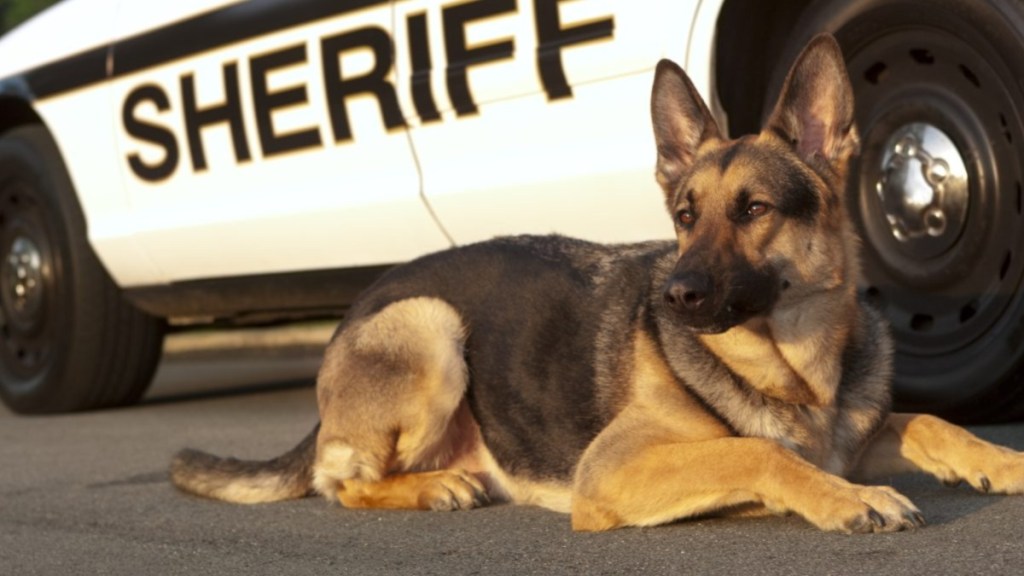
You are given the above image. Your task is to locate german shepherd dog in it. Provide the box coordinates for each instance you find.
[171,35,1024,533]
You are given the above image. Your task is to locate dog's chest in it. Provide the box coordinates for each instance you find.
[659,323,847,471]
[728,400,839,471]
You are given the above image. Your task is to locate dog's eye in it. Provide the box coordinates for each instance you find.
[746,202,770,219]
[676,209,696,227]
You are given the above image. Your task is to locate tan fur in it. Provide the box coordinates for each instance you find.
[337,469,487,511]
[571,328,918,533]
[699,321,820,406]
[311,296,577,513]
[312,297,475,498]
[192,471,308,504]
[853,414,1024,493]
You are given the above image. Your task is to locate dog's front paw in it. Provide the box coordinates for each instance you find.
[417,469,489,511]
[805,484,924,534]
[896,414,1024,494]
[953,445,1024,495]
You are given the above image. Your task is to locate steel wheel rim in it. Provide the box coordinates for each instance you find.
[846,23,1024,398]
[0,180,56,385]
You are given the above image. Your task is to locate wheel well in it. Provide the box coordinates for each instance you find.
[0,97,43,136]
[714,0,815,137]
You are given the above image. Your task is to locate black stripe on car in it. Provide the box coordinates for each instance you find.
[24,0,391,100]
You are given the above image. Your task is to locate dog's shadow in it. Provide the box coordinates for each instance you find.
[881,474,1000,527]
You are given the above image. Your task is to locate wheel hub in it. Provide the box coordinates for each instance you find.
[2,235,44,327]
[874,123,969,259]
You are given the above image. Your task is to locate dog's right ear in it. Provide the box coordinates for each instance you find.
[651,59,722,196]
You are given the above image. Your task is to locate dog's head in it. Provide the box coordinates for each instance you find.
[651,34,860,333]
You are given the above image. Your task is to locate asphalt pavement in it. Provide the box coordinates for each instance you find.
[3,326,1024,575]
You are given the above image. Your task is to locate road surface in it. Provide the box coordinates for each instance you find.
[3,328,1024,575]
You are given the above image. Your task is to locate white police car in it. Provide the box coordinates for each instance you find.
[0,0,1021,421]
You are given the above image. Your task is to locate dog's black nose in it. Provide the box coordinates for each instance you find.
[664,273,711,312]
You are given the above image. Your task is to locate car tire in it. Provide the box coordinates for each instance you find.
[0,124,165,414]
[769,0,1024,422]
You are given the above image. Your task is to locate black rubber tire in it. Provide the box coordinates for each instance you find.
[770,0,1024,422]
[0,125,165,414]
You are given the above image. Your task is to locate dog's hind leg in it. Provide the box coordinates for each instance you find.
[310,297,490,510]
[852,413,1024,494]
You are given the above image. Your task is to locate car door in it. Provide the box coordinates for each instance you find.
[395,0,706,245]
[110,0,450,286]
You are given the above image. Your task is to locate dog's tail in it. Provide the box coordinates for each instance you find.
[170,423,319,503]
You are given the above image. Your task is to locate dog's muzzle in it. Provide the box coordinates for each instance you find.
[663,266,780,333]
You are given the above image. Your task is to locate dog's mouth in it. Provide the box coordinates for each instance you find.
[662,269,780,333]
[674,301,772,334]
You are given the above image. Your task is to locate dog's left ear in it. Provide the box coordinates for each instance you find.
[766,34,859,172]
[651,59,722,197]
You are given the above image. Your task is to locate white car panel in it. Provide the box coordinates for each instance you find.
[113,0,245,43]
[109,3,451,284]
[11,0,163,287]
[686,0,728,128]
[33,85,165,287]
[405,0,703,244]
[0,0,726,289]
[391,0,654,122]
[410,72,668,244]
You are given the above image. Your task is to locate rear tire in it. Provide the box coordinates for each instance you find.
[0,125,165,414]
[771,0,1024,421]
